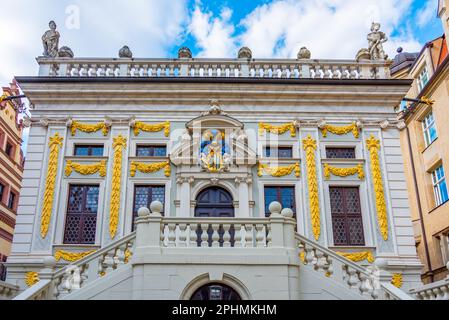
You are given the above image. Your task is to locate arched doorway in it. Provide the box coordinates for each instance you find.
[190,283,242,301]
[195,186,235,217]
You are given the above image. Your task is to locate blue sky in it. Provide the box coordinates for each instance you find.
[0,0,443,151]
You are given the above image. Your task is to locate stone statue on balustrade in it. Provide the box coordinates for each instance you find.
[42,21,60,57]
[367,22,388,60]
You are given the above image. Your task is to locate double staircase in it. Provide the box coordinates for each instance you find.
[7,202,415,300]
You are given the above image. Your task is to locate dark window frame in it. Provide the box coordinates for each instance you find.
[325,147,356,159]
[74,144,104,157]
[264,186,296,218]
[7,190,16,211]
[63,184,100,245]
[136,145,167,157]
[329,186,365,246]
[5,141,14,158]
[0,183,5,203]
[264,146,293,158]
[132,185,166,229]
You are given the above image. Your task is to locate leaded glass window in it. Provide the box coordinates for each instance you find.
[133,186,165,229]
[264,186,296,217]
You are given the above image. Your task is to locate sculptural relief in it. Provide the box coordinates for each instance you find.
[200,129,231,173]
[42,21,60,57]
[367,22,388,60]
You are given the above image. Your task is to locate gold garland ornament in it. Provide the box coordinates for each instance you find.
[40,133,64,238]
[258,162,300,178]
[65,160,107,177]
[25,272,40,287]
[323,163,365,180]
[366,135,389,241]
[109,135,127,239]
[54,250,97,262]
[391,274,403,288]
[303,135,321,240]
[132,121,170,137]
[259,122,297,137]
[70,120,109,136]
[124,249,132,264]
[130,161,171,177]
[336,251,375,263]
[321,122,359,138]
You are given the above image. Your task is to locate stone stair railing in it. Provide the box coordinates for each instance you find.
[13,232,136,300]
[0,280,19,300]
[37,57,391,79]
[295,233,413,300]
[409,275,449,300]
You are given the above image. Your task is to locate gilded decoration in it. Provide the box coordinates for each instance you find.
[303,135,321,240]
[41,133,63,238]
[259,122,297,137]
[321,122,359,138]
[70,120,109,136]
[132,121,170,137]
[54,250,96,262]
[130,161,171,177]
[336,251,375,263]
[25,272,40,287]
[124,249,132,264]
[323,163,365,180]
[391,274,403,288]
[109,135,127,239]
[200,129,231,173]
[366,135,389,241]
[65,160,107,177]
[258,163,300,178]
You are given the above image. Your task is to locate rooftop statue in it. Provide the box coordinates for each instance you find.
[42,21,60,57]
[367,22,388,60]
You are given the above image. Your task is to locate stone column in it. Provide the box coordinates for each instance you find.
[177,176,194,217]
[235,175,251,218]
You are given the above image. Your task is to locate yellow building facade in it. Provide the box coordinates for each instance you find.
[393,2,449,283]
[0,81,24,281]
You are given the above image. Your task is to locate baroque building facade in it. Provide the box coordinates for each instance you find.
[0,81,24,282]
[0,22,433,300]
[392,3,449,285]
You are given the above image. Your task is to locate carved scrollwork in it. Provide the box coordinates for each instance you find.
[54,250,96,262]
[336,251,375,263]
[70,120,109,136]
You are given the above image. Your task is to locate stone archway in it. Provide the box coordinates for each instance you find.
[195,186,235,218]
[190,283,242,301]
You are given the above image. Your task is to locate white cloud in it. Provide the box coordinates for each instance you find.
[0,0,188,85]
[188,4,238,57]
[417,0,437,28]
[189,0,423,59]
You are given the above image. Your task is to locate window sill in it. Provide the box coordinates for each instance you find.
[428,200,449,214]
[421,137,438,153]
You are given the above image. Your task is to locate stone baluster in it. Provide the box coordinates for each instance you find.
[255,224,265,247]
[266,224,272,247]
[234,224,243,248]
[190,224,198,247]
[116,243,127,265]
[346,267,360,289]
[168,223,176,247]
[245,224,254,247]
[223,224,231,247]
[178,223,187,247]
[211,224,220,247]
[200,223,209,247]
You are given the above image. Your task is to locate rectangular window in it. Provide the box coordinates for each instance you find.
[5,142,13,158]
[330,187,365,246]
[422,112,438,147]
[0,255,6,282]
[0,184,4,202]
[74,145,104,157]
[432,165,449,206]
[7,192,16,210]
[133,185,165,229]
[326,147,356,159]
[417,66,429,92]
[63,185,99,244]
[136,145,167,157]
[264,146,293,158]
[264,186,296,217]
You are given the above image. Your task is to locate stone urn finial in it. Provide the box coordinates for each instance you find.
[119,45,133,58]
[238,47,252,59]
[58,46,74,58]
[297,47,311,59]
[178,47,192,59]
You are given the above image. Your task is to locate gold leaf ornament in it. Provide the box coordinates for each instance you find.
[303,135,321,240]
[258,162,300,178]
[321,122,359,138]
[54,250,97,262]
[259,122,297,137]
[40,133,64,238]
[25,272,40,287]
[323,163,365,180]
[132,121,170,137]
[336,251,375,263]
[65,160,107,177]
[70,121,109,136]
[130,161,171,177]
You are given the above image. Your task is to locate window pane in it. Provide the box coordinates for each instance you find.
[278,147,293,158]
[264,187,277,214]
[91,146,104,156]
[280,187,295,210]
[0,184,4,200]
[264,147,272,158]
[74,146,89,156]
[429,126,437,143]
[440,179,449,204]
[154,147,167,157]
[326,148,356,159]
[85,186,99,213]
[264,186,295,217]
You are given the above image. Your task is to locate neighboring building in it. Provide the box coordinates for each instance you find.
[1,23,426,300]
[393,4,449,284]
[0,81,25,281]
